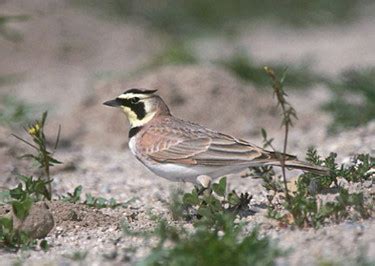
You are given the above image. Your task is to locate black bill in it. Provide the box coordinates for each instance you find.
[103,98,122,107]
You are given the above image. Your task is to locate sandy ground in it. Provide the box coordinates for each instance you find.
[0,1,374,265]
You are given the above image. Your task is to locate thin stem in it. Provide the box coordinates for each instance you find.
[53,124,61,152]
[264,66,293,204]
[11,134,39,150]
[281,123,290,202]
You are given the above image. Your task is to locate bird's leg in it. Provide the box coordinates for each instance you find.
[196,175,212,195]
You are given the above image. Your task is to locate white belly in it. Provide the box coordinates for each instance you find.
[128,137,137,155]
[128,137,249,183]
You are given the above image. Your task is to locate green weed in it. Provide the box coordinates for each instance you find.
[256,68,374,228]
[135,176,281,265]
[220,53,322,88]
[85,193,120,209]
[173,177,252,227]
[61,185,83,204]
[0,216,35,250]
[0,112,60,250]
[0,15,29,42]
[73,0,367,37]
[323,68,375,132]
[133,217,282,266]
[0,175,51,250]
[12,112,61,199]
[140,221,280,266]
[0,96,34,126]
[61,185,123,209]
[257,147,373,228]
[149,42,197,67]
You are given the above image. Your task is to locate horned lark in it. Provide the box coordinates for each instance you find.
[103,89,329,183]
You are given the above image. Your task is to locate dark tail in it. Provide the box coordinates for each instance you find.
[264,152,330,175]
[268,159,330,175]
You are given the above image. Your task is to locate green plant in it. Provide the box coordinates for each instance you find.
[0,202,50,251]
[149,42,197,67]
[0,175,51,250]
[178,177,252,227]
[74,0,367,37]
[263,148,373,228]
[134,216,282,266]
[296,148,338,194]
[0,216,35,250]
[340,154,374,182]
[0,15,29,42]
[9,175,51,221]
[297,148,374,192]
[220,53,322,88]
[61,185,83,204]
[255,67,374,228]
[322,68,375,132]
[85,193,120,209]
[146,178,282,265]
[263,66,298,203]
[0,95,34,126]
[12,112,61,199]
[61,185,122,209]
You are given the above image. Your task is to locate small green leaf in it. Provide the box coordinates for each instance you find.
[0,216,13,230]
[12,197,32,220]
[85,194,95,206]
[212,177,226,197]
[9,185,25,200]
[227,191,240,206]
[197,206,213,220]
[73,185,82,198]
[261,128,267,140]
[183,193,199,206]
[40,239,49,251]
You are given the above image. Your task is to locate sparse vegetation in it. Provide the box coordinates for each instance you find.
[179,177,252,227]
[0,14,29,42]
[0,216,36,250]
[0,96,34,127]
[220,52,323,88]
[137,218,282,266]
[276,150,372,228]
[0,175,51,250]
[9,176,51,219]
[74,0,367,37]
[250,67,374,228]
[323,68,375,132]
[134,176,280,265]
[0,112,61,251]
[62,185,123,209]
[12,112,61,199]
[149,42,197,67]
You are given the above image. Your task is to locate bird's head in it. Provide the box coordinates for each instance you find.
[103,88,170,127]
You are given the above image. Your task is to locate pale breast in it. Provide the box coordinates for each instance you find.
[128,136,137,156]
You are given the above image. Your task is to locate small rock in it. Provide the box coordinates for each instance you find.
[363,180,372,188]
[337,178,349,188]
[0,205,12,218]
[196,175,212,188]
[13,201,54,239]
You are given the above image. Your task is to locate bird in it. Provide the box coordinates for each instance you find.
[103,88,329,184]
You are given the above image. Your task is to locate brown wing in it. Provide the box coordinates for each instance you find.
[142,125,269,166]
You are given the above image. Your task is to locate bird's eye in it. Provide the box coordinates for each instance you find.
[130,97,140,104]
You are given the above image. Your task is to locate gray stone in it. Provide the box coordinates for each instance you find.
[13,201,54,239]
